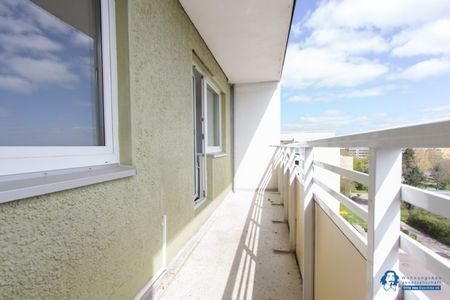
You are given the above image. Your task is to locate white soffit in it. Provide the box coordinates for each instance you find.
[179,0,294,84]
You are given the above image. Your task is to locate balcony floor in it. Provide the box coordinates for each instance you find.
[152,191,302,300]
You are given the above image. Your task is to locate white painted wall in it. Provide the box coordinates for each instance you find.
[234,81,280,191]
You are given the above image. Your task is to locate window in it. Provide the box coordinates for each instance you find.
[205,81,222,153]
[0,0,118,176]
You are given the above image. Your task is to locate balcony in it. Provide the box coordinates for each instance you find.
[1,1,449,299]
[142,121,450,300]
[150,191,301,300]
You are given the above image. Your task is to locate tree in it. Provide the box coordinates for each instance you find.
[402,148,425,187]
[431,160,450,190]
[353,157,368,190]
[341,148,350,156]
[354,157,368,174]
[340,177,355,197]
[414,149,443,171]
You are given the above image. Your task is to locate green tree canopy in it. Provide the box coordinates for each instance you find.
[353,157,369,191]
[354,157,369,174]
[402,148,425,187]
[431,160,450,190]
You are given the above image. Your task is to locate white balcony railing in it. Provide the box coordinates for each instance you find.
[276,120,450,300]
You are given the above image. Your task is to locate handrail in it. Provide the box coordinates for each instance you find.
[401,184,450,219]
[306,120,450,148]
[314,160,370,185]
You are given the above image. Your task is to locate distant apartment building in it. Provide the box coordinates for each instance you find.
[344,147,369,158]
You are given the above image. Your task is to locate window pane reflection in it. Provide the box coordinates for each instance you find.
[207,85,220,147]
[0,0,104,146]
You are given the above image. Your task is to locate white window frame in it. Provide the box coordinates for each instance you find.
[204,80,222,154]
[0,0,119,177]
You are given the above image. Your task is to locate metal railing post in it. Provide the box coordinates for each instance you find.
[367,148,402,300]
[283,147,289,220]
[303,147,315,300]
[288,147,297,250]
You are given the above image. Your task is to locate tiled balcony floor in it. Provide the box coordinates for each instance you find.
[152,191,302,300]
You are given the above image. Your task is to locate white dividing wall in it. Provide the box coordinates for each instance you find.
[233,81,280,191]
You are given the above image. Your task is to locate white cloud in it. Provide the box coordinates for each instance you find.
[0,3,12,16]
[289,95,313,103]
[0,75,33,93]
[282,44,388,89]
[343,88,384,98]
[290,22,302,38]
[422,105,450,113]
[282,110,372,133]
[396,58,450,81]
[296,110,369,130]
[421,104,450,120]
[392,19,450,57]
[0,33,62,52]
[288,87,384,103]
[304,28,389,55]
[0,15,40,34]
[281,110,411,134]
[6,57,78,85]
[72,31,93,48]
[306,0,450,30]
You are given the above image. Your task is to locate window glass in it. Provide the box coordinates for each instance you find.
[207,85,220,148]
[0,0,104,146]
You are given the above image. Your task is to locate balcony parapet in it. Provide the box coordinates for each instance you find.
[276,120,450,300]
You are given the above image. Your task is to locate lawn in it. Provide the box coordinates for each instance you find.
[340,203,367,232]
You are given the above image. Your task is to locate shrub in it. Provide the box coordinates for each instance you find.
[340,177,355,198]
[407,208,450,246]
[400,228,417,240]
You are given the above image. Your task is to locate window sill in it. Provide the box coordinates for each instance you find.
[207,152,227,158]
[194,197,208,210]
[0,164,136,204]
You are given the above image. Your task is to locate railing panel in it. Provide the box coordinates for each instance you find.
[314,204,366,300]
[314,177,368,222]
[401,184,450,219]
[400,233,450,286]
[314,191,368,258]
[288,165,297,250]
[295,175,305,273]
[314,160,369,185]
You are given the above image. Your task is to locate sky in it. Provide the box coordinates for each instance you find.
[0,0,101,146]
[281,0,450,136]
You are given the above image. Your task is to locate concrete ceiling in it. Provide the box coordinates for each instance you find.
[179,0,294,84]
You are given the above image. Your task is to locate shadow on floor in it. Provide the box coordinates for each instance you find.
[221,189,302,300]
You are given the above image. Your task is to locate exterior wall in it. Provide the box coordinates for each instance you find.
[0,1,232,299]
[341,155,354,170]
[314,205,366,300]
[233,82,280,191]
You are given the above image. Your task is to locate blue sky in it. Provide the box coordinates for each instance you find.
[281,0,450,135]
[0,0,100,146]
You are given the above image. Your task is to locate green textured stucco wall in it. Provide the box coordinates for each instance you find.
[0,0,232,299]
